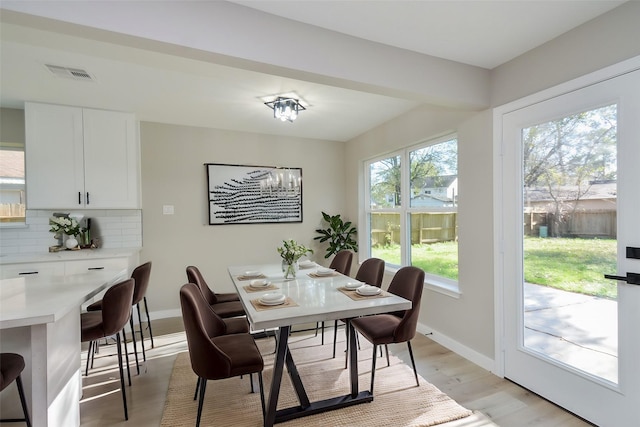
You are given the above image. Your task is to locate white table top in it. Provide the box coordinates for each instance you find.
[228,263,411,330]
[0,268,128,329]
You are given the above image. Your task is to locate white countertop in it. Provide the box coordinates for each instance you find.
[0,248,141,265]
[0,268,128,329]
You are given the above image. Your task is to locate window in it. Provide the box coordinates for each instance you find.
[0,144,26,224]
[365,136,458,285]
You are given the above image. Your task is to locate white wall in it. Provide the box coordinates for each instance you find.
[139,122,345,316]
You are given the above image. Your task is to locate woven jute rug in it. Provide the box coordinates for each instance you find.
[161,335,472,427]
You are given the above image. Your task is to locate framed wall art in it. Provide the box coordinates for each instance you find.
[206,163,303,225]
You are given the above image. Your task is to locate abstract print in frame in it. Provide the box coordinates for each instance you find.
[206,163,303,225]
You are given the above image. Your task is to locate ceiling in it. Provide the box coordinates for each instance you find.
[0,1,626,142]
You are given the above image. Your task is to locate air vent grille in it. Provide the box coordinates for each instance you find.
[45,64,94,82]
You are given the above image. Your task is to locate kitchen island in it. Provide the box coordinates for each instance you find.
[0,268,128,426]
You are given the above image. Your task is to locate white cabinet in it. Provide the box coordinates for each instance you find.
[64,257,130,276]
[25,102,140,209]
[0,262,65,280]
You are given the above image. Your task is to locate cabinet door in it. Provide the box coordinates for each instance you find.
[0,262,65,279]
[83,109,140,208]
[25,103,85,209]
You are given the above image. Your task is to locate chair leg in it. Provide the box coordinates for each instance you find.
[258,372,266,420]
[407,340,419,387]
[193,377,200,401]
[385,344,390,367]
[16,374,32,427]
[85,340,93,376]
[143,296,155,348]
[332,319,339,358]
[370,344,378,395]
[136,303,147,362]
[115,332,129,420]
[121,329,132,386]
[250,373,255,393]
[128,316,140,375]
[321,321,325,345]
[196,378,207,427]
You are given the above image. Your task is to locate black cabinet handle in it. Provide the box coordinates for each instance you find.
[604,273,640,285]
[86,192,90,205]
[88,267,104,270]
[78,191,82,204]
[18,271,39,275]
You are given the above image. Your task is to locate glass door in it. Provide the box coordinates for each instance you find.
[500,68,640,426]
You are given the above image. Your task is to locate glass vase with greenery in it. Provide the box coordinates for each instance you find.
[314,212,358,258]
[277,239,313,279]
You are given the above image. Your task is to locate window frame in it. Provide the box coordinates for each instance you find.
[363,134,460,297]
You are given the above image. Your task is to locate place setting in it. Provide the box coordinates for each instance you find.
[298,259,316,269]
[307,267,337,278]
[250,292,298,311]
[236,270,267,280]
[243,278,279,293]
[339,283,389,301]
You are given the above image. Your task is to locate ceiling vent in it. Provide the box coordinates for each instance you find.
[45,64,95,82]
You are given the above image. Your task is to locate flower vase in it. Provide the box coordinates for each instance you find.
[282,260,298,279]
[65,236,79,249]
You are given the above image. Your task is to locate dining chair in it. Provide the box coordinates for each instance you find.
[350,266,425,394]
[0,353,31,426]
[181,283,250,400]
[87,261,153,375]
[180,283,265,427]
[81,278,135,420]
[332,257,385,358]
[186,266,245,318]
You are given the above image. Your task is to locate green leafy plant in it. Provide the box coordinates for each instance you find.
[49,215,85,238]
[314,212,358,258]
[277,239,313,264]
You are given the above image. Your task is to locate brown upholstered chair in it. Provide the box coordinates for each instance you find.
[351,266,425,394]
[0,353,31,426]
[180,283,265,427]
[332,257,385,358]
[87,262,153,375]
[186,266,245,318]
[330,250,353,276]
[180,283,250,400]
[81,278,135,420]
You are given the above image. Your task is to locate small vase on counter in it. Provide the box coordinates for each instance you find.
[65,236,79,250]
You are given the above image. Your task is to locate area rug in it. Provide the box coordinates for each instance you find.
[161,335,472,427]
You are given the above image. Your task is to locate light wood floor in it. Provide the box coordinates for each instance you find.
[75,317,593,427]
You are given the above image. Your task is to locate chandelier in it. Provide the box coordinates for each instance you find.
[264,97,306,122]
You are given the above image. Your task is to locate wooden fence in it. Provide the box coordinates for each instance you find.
[370,212,458,246]
[524,210,616,238]
[0,203,26,222]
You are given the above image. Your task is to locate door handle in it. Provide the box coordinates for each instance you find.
[604,272,640,285]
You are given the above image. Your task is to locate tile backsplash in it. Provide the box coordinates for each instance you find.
[0,209,142,255]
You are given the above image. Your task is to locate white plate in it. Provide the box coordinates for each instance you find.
[299,260,315,268]
[357,286,381,296]
[315,268,335,276]
[259,298,286,306]
[250,279,270,288]
[344,282,363,290]
[244,270,262,278]
[260,293,285,303]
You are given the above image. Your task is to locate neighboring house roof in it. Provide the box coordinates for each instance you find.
[0,150,25,185]
[524,181,617,203]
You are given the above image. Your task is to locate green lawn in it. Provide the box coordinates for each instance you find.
[372,237,617,299]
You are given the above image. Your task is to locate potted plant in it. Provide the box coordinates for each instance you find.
[314,212,358,259]
[277,239,313,279]
[49,215,85,249]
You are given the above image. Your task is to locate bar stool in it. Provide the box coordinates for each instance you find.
[0,353,31,426]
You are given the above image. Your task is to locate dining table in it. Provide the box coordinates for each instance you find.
[228,262,411,427]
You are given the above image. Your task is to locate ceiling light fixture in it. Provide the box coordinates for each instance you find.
[264,97,306,123]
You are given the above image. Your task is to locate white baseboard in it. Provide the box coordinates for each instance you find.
[417,322,498,374]
[148,308,182,320]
